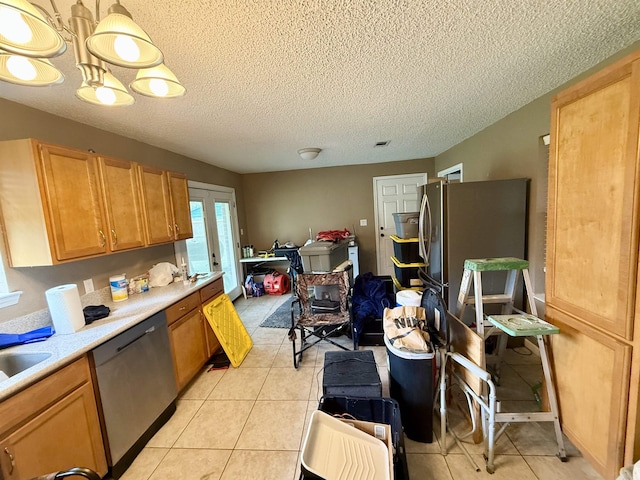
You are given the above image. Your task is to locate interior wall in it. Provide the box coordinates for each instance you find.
[0,99,244,323]
[435,40,640,303]
[242,158,435,275]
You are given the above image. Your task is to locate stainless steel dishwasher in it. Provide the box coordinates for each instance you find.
[91,311,177,479]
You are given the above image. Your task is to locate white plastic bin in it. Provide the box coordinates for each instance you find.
[396,289,422,307]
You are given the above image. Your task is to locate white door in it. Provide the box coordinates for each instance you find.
[374,173,428,276]
[175,184,243,300]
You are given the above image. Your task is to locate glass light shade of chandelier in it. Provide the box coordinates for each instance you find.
[130,64,185,98]
[0,0,66,57]
[0,50,63,85]
[76,71,134,106]
[85,3,163,69]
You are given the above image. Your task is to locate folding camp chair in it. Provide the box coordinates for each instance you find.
[289,270,352,368]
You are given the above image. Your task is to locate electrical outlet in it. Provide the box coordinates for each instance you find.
[359,219,367,227]
[83,278,94,294]
[240,228,244,235]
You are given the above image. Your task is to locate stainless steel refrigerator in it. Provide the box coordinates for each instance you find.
[418,178,529,324]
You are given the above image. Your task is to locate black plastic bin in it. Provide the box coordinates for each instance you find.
[317,396,409,480]
[323,350,382,397]
[385,335,435,443]
[391,235,421,264]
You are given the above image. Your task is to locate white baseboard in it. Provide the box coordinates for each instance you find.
[524,338,540,357]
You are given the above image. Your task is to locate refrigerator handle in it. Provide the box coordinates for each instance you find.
[418,192,432,266]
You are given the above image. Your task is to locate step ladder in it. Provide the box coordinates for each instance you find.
[454,257,567,463]
[456,257,532,379]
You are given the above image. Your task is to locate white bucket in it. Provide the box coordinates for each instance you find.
[395,289,422,307]
[110,274,128,302]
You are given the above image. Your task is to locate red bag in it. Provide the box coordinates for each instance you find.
[264,272,290,295]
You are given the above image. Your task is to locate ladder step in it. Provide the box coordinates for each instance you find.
[463,294,514,304]
[463,257,529,272]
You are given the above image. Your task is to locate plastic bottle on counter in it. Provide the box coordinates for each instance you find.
[181,258,189,285]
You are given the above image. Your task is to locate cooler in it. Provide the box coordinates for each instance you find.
[299,240,348,273]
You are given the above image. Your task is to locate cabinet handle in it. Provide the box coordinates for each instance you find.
[168,224,173,237]
[98,230,106,247]
[4,447,14,475]
[179,306,187,311]
[175,224,180,232]
[111,229,118,246]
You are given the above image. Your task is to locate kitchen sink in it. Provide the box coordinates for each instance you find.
[0,352,52,380]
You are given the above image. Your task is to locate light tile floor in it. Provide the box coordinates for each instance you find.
[120,293,604,480]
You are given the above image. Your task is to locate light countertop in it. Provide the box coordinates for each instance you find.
[0,272,223,401]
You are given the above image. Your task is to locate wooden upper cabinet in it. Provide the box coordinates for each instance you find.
[547,57,640,340]
[546,50,640,480]
[167,171,193,240]
[0,138,193,265]
[137,164,174,245]
[97,156,146,251]
[0,139,108,266]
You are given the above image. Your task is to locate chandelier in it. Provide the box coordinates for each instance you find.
[0,0,185,106]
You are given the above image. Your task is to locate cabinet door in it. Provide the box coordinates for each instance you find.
[0,383,107,479]
[547,56,640,339]
[38,143,108,260]
[203,313,221,357]
[98,156,145,251]
[168,309,208,390]
[137,164,174,245]
[168,171,193,240]
[548,307,631,480]
[201,278,224,357]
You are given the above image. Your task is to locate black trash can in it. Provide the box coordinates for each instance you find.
[384,334,435,443]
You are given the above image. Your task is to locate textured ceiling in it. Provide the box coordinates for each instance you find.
[1,1,639,173]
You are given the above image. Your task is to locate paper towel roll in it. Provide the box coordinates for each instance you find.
[45,284,85,335]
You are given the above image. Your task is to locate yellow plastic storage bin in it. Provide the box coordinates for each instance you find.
[203,294,253,367]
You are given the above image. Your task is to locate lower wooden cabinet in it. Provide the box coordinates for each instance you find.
[168,307,208,390]
[0,357,107,479]
[167,279,224,391]
[201,277,224,357]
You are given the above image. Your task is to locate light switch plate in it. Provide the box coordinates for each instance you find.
[83,278,94,294]
[359,219,367,227]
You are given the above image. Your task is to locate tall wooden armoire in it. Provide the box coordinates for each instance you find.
[547,49,640,479]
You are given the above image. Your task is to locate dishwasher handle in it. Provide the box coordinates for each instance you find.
[116,326,156,353]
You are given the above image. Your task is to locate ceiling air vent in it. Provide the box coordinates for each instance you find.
[375,141,390,147]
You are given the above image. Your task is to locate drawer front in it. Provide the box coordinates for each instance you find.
[200,277,224,304]
[166,292,200,325]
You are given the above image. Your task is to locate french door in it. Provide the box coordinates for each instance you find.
[176,184,242,300]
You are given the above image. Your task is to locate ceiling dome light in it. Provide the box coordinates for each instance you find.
[85,3,163,68]
[130,63,185,98]
[0,0,66,57]
[298,148,322,161]
[0,51,63,85]
[76,71,134,106]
